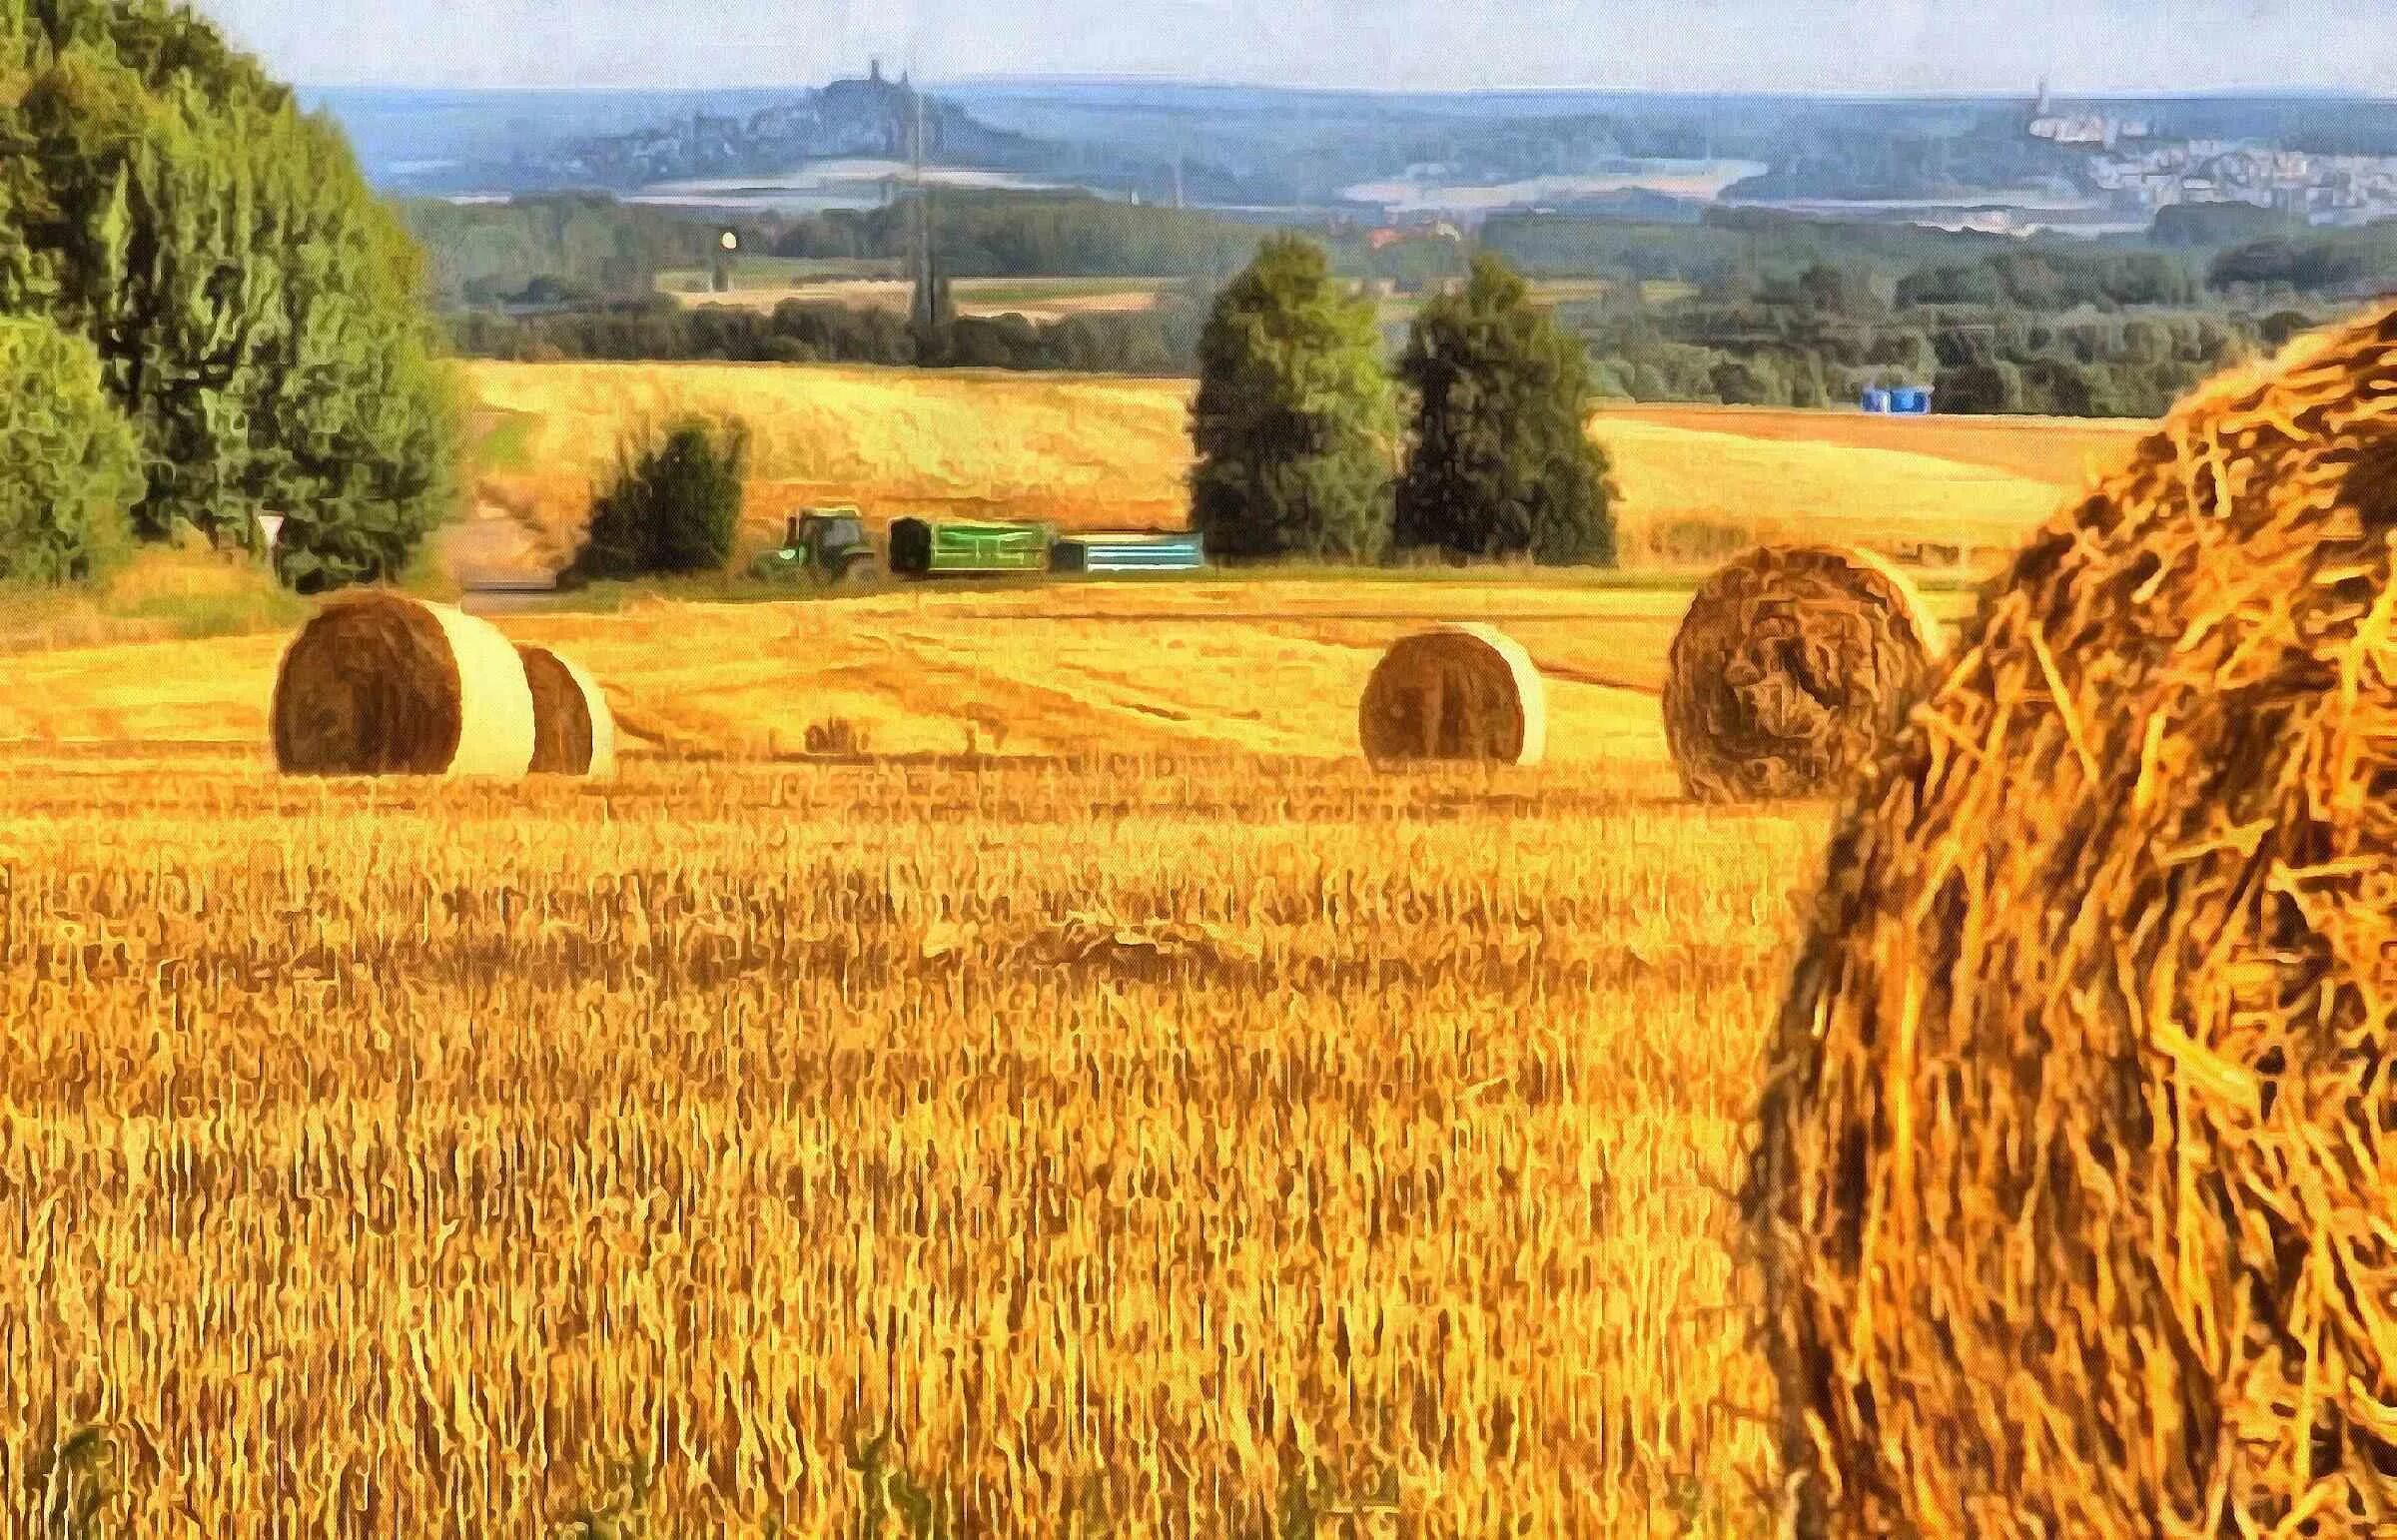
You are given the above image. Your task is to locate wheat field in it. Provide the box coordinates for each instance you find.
[0,572,1892,1535]
[0,577,1986,759]
[0,738,1819,1536]
[0,380,2140,1533]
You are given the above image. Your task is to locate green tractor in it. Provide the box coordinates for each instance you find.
[749,507,880,586]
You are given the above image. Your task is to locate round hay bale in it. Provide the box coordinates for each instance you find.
[271,592,535,777]
[1357,623,1545,767]
[1662,542,1943,802]
[516,644,617,778]
[1745,302,2397,1536]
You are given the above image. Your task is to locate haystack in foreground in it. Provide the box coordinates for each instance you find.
[272,593,535,777]
[1662,543,1942,802]
[1358,624,1545,767]
[516,644,617,777]
[1747,304,2397,1536]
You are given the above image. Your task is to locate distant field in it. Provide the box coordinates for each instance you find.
[0,574,1987,756]
[462,360,2146,583]
[1603,401,2147,487]
[1596,416,2070,568]
[664,274,1181,322]
[463,361,1197,571]
[656,255,903,293]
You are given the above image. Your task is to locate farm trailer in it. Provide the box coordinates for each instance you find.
[1049,531,1206,574]
[887,516,1056,577]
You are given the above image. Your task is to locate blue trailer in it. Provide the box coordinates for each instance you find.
[1049,530,1206,575]
[1891,385,1936,414]
[1860,387,1894,413]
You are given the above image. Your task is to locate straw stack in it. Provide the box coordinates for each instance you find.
[1745,303,2397,1536]
[1358,623,1546,767]
[517,644,617,778]
[272,593,536,777]
[1663,542,1943,802]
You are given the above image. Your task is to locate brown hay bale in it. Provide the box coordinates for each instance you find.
[271,592,534,777]
[1357,623,1545,767]
[1745,302,2397,1536]
[1662,542,1943,802]
[515,644,617,777]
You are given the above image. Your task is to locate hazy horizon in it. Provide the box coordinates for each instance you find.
[203,1,2397,98]
[302,76,2397,103]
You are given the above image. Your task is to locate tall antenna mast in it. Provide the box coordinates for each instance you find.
[911,43,934,331]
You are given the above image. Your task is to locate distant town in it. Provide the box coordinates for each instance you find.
[2028,82,2397,231]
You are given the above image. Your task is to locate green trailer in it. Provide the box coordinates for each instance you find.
[887,516,1053,577]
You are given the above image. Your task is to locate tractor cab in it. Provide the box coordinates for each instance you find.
[753,506,878,584]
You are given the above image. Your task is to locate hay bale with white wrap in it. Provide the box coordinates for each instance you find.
[516,644,617,778]
[1662,542,1942,802]
[271,593,535,777]
[1358,623,1545,767]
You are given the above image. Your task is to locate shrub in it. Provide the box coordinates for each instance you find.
[574,416,748,579]
[0,315,141,584]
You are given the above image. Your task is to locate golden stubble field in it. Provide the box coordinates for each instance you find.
[0,564,1962,1534]
[0,385,2132,1532]
[0,744,1815,1535]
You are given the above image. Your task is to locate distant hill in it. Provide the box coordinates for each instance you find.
[317,78,2397,224]
[537,65,1049,189]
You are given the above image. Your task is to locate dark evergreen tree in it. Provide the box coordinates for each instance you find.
[1394,255,1616,565]
[1189,237,1395,560]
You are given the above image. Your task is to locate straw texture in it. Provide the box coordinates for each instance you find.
[1745,303,2397,1537]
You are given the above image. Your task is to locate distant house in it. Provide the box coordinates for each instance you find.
[1367,228,1406,251]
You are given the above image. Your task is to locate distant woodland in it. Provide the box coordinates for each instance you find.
[414,190,2397,413]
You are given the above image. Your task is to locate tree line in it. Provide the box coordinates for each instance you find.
[767,192,1265,279]
[446,291,1206,376]
[0,0,454,589]
[402,194,724,308]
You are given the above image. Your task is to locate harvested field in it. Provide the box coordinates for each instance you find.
[457,362,2143,583]
[0,723,1811,1532]
[1602,401,2145,486]
[0,577,1985,760]
[0,347,2177,1529]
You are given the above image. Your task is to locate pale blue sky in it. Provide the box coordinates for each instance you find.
[196,0,2397,95]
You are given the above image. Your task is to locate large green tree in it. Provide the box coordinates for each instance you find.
[0,0,457,590]
[1395,254,1616,565]
[1189,236,1395,561]
[0,312,139,582]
